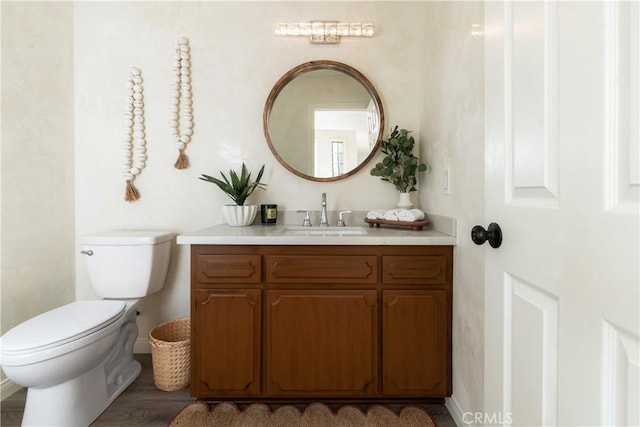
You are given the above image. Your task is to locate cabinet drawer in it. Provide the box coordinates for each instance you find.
[266,255,377,283]
[196,254,261,283]
[382,255,448,284]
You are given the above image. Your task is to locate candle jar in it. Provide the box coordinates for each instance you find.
[260,204,277,224]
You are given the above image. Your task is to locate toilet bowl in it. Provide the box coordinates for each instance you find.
[0,231,173,427]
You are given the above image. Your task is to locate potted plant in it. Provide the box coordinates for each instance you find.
[370,126,427,208]
[199,163,267,226]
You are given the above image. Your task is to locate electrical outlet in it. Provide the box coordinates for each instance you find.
[443,168,451,195]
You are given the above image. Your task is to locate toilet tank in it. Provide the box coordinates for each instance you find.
[82,231,173,299]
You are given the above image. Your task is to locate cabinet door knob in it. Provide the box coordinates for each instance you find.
[471,223,502,248]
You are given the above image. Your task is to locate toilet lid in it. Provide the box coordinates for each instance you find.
[1,300,126,353]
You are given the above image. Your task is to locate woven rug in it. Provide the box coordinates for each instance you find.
[169,401,435,427]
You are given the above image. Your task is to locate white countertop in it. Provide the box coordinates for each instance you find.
[176,223,456,246]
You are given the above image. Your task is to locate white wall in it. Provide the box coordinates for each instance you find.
[420,1,485,421]
[72,1,428,350]
[1,1,75,390]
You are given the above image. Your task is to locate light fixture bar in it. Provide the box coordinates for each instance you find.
[274,22,374,44]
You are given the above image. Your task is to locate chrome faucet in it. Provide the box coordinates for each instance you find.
[296,210,313,227]
[337,210,352,227]
[320,193,329,227]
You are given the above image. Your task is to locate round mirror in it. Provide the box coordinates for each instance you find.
[264,60,385,182]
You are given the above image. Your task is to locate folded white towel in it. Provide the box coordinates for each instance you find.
[383,209,401,221]
[366,210,385,220]
[398,209,425,222]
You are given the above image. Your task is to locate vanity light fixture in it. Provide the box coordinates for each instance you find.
[470,23,484,39]
[274,22,374,44]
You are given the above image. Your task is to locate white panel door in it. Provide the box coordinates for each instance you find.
[484,2,639,426]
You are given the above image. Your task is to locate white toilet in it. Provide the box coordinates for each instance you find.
[0,230,173,427]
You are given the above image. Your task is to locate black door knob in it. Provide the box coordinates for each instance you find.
[471,223,502,248]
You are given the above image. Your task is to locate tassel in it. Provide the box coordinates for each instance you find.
[174,150,189,169]
[125,180,140,202]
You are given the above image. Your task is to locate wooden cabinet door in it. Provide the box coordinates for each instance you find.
[192,289,261,397]
[382,290,449,396]
[265,290,378,397]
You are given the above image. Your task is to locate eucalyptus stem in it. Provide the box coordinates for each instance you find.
[370,126,427,193]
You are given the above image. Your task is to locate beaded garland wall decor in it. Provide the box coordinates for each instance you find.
[171,37,194,169]
[123,67,147,202]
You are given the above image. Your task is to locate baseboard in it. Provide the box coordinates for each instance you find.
[1,377,23,401]
[134,337,151,354]
[445,395,469,427]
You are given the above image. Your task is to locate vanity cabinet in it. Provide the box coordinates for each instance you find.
[190,245,452,400]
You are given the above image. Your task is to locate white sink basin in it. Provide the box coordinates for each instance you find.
[281,226,368,235]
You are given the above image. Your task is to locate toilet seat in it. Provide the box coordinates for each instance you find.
[0,300,126,365]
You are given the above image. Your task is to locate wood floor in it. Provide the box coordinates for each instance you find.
[1,354,457,426]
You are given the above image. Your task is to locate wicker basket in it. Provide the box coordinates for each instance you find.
[148,317,191,391]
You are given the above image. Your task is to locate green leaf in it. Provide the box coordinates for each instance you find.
[370,125,427,192]
[200,163,268,205]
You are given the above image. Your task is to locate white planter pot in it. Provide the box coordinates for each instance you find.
[396,192,414,209]
[222,205,258,226]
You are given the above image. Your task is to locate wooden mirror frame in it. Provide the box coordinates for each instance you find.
[263,60,385,182]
